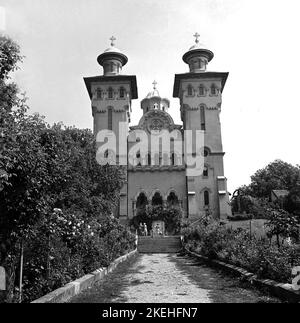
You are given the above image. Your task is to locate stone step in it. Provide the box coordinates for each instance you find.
[137,236,182,253]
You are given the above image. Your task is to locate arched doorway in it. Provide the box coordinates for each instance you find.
[167,191,179,207]
[136,192,148,210]
[151,191,164,235]
[152,192,163,206]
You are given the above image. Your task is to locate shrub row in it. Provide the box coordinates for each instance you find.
[182,222,300,284]
[20,213,135,303]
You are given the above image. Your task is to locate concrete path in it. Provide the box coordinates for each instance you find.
[69,253,280,303]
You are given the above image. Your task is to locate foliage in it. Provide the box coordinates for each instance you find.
[266,207,300,247]
[230,194,270,220]
[130,205,183,234]
[246,160,300,199]
[183,222,300,284]
[19,213,135,303]
[0,35,23,80]
[0,35,132,303]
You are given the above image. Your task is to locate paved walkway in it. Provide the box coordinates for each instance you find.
[69,253,281,303]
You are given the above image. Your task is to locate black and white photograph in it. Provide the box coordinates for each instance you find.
[0,0,300,312]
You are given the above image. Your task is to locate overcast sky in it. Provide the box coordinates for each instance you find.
[1,0,300,193]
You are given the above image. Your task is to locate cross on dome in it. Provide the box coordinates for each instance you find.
[110,36,116,46]
[152,80,157,90]
[193,32,200,44]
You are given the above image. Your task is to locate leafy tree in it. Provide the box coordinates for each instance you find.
[249,160,300,198]
[0,35,128,302]
[266,208,300,247]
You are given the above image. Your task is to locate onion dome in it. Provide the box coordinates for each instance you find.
[182,33,214,73]
[141,81,170,114]
[146,80,160,98]
[97,36,128,76]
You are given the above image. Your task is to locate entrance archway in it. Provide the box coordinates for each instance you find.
[152,192,163,206]
[136,192,148,210]
[167,191,179,207]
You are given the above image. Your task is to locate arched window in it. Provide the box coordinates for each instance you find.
[199,85,205,96]
[211,84,217,95]
[204,190,210,206]
[200,106,206,130]
[167,192,179,206]
[108,87,114,99]
[119,87,125,98]
[96,88,102,99]
[152,192,163,206]
[203,166,208,177]
[187,84,193,96]
[107,107,113,130]
[136,192,148,210]
[147,153,151,165]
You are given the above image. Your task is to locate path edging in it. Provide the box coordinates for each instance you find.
[184,247,300,303]
[31,249,138,303]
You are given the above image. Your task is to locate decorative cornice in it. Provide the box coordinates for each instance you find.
[84,75,138,100]
[173,72,229,98]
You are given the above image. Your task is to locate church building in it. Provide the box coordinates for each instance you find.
[84,34,231,225]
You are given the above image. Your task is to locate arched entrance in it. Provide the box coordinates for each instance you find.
[167,191,179,207]
[151,191,164,236]
[152,192,163,206]
[136,192,148,210]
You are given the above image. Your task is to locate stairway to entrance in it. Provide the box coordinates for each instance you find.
[137,236,182,253]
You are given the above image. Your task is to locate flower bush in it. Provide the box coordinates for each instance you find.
[183,222,300,284]
[19,213,135,303]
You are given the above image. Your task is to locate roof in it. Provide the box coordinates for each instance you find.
[173,72,229,98]
[271,190,289,198]
[83,75,138,99]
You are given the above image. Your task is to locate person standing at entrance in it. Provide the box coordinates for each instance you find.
[143,223,148,236]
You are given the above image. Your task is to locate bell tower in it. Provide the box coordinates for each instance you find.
[84,37,138,218]
[173,33,231,220]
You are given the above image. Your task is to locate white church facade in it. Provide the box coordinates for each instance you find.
[84,34,232,224]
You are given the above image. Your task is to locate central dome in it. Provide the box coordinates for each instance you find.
[141,81,170,114]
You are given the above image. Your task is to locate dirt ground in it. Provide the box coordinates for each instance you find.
[69,253,281,303]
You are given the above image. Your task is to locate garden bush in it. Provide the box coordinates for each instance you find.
[183,222,300,284]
